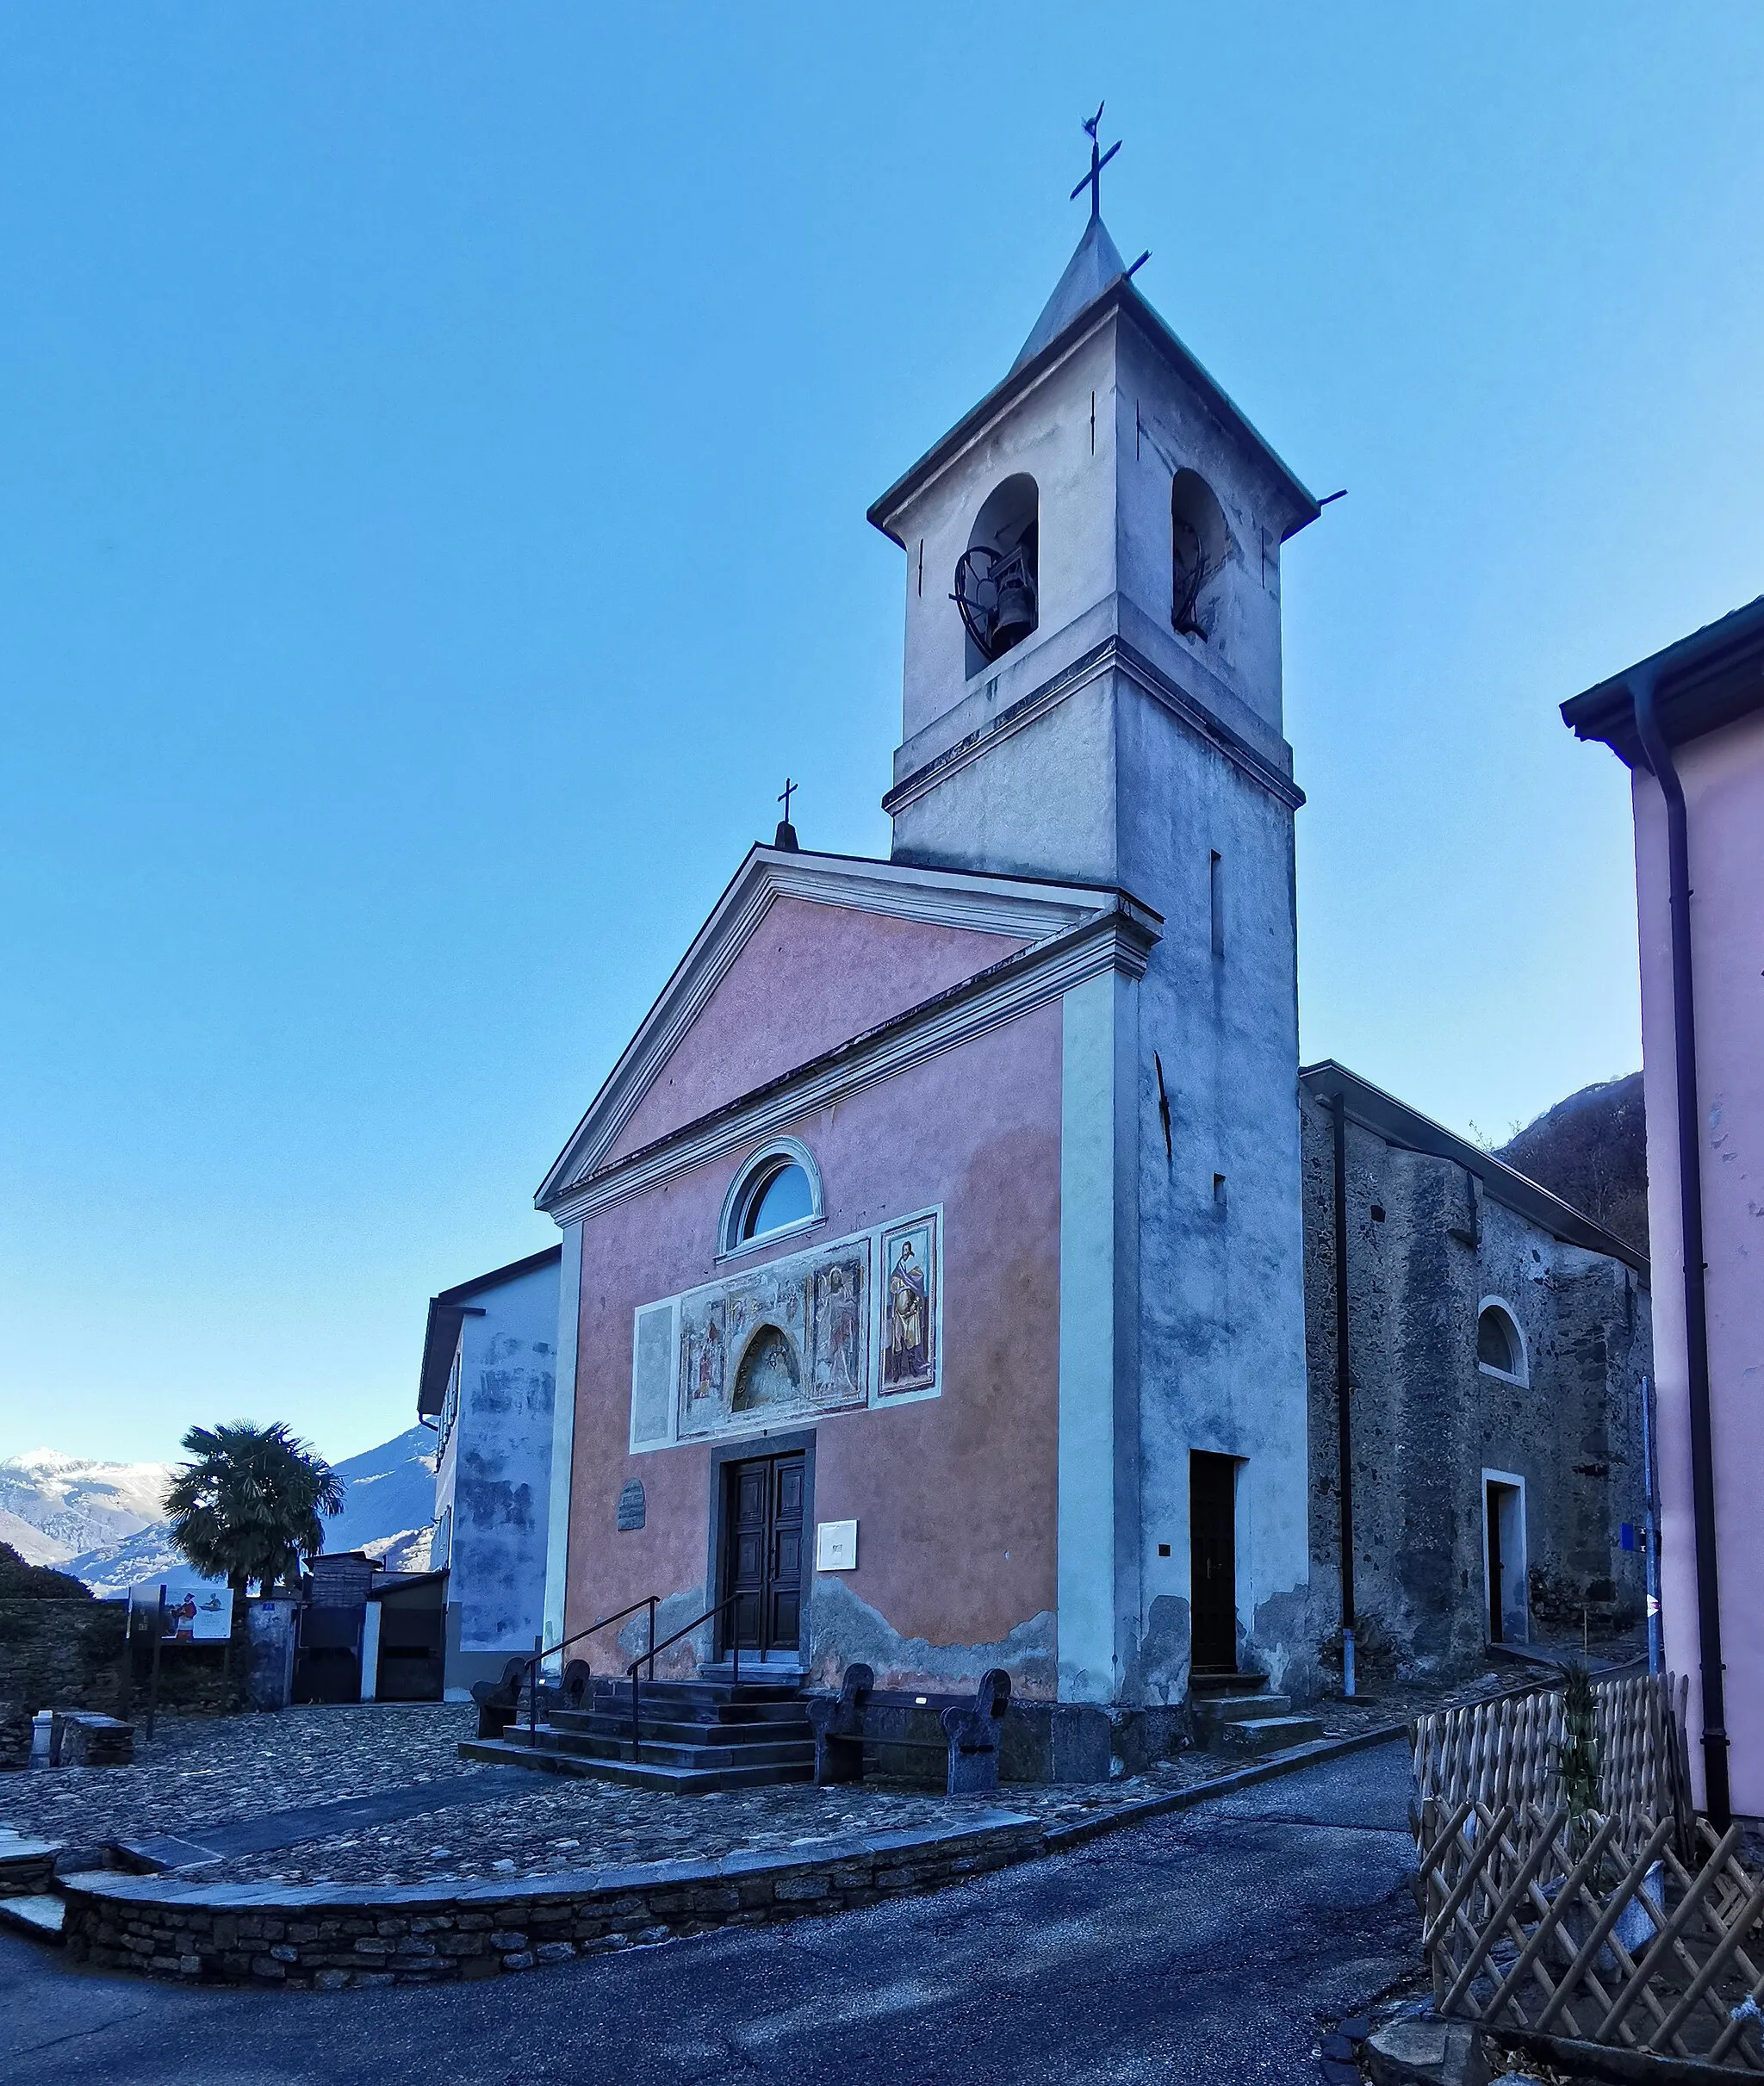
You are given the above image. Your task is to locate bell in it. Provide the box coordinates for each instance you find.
[989,563,1036,654]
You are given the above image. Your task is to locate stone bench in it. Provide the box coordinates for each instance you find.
[810,1667,1013,1797]
[469,1660,530,1741]
[49,1710,134,1767]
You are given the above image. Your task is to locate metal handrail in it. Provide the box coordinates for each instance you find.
[524,1595,657,1741]
[624,1591,748,1763]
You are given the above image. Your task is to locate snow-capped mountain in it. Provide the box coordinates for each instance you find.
[320,1427,438,1556]
[2,1426,438,1596]
[0,1450,174,1570]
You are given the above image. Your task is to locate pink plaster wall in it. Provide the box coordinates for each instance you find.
[562,997,1065,1697]
[1632,709,1764,1814]
[603,896,1025,1164]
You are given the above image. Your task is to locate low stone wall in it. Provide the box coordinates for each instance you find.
[60,1812,1044,1989]
[0,1599,128,1761]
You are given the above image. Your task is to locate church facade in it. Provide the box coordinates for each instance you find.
[527,197,1651,1772]
[535,202,1320,1760]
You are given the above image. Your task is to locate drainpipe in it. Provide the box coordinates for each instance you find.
[1640,1373,1662,1678]
[1331,1090,1357,1698]
[1630,666,1729,1828]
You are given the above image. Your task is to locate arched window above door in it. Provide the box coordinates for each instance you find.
[719,1139,824,1257]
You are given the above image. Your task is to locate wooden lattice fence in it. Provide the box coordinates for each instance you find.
[1412,1673,1764,2070]
[1413,1672,1695,1860]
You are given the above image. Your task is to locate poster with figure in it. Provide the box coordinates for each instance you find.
[134,1580,232,1642]
[880,1216,938,1394]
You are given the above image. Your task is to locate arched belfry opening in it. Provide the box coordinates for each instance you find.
[953,473,1039,677]
[1171,469,1230,641]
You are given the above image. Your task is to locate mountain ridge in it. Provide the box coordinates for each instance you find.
[0,1426,438,1597]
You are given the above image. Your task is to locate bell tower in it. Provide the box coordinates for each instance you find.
[868,171,1318,900]
[867,128,1324,1705]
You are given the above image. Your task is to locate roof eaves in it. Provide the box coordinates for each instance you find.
[433,1244,562,1307]
[867,278,1319,543]
[1561,593,1764,768]
[1299,1060,1649,1279]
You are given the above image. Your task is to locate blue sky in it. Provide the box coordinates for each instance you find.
[3,7,1761,1466]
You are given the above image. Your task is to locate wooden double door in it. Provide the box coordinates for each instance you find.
[722,1452,804,1657]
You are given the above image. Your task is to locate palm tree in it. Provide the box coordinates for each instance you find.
[165,1421,345,1607]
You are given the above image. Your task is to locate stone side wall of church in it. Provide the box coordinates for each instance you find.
[1299,1095,1651,1682]
[563,998,1065,1700]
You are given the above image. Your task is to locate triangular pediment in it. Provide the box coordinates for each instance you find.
[536,847,1131,1210]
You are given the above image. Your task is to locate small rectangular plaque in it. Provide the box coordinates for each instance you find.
[617,1480,647,1532]
[815,1518,858,1572]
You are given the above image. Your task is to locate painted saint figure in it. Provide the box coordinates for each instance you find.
[694,1316,724,1403]
[886,1239,929,1385]
[813,1260,861,1401]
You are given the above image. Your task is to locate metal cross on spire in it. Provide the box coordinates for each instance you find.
[777,777,797,823]
[1070,102,1120,220]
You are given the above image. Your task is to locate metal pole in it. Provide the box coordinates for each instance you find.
[1641,1375,1663,1677]
[147,1586,165,1741]
[1331,1090,1357,1698]
[528,1636,541,1740]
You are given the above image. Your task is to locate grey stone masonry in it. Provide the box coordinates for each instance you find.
[50,1712,134,1767]
[1299,1070,1651,1683]
[59,1812,1044,1989]
[0,1830,62,1898]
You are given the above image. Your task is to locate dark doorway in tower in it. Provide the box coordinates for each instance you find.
[1189,1451,1240,1673]
[722,1452,805,1659]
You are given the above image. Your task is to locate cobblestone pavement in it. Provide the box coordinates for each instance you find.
[0,1648,1634,1887]
[0,1704,475,1857]
[0,1744,1421,2086]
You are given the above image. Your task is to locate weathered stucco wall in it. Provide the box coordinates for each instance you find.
[1300,1094,1651,1682]
[565,997,1064,1698]
[444,1260,558,1663]
[1633,707,1764,1814]
[1122,682,1312,1712]
[605,897,1024,1165]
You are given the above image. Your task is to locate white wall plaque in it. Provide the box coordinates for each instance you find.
[815,1518,859,1572]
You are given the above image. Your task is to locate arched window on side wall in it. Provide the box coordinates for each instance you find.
[1171,469,1230,641]
[954,474,1039,677]
[720,1139,824,1256]
[1476,1301,1528,1385]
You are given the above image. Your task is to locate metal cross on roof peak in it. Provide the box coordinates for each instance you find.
[777,777,797,823]
[1070,102,1121,220]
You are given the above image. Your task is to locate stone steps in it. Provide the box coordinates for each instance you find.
[1196,1692,1296,1726]
[0,1893,65,1943]
[463,1670,823,1792]
[1190,1674,1324,1756]
[1214,1715,1326,1755]
[458,1735,816,1793]
[0,1831,61,1899]
[504,1723,815,1772]
[562,1711,815,1749]
[587,1678,805,1712]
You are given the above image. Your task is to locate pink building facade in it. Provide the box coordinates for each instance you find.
[1564,598,1764,1822]
[531,203,1326,1779]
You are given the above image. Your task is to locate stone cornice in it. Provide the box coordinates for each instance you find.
[881,634,1305,819]
[542,903,1158,1226]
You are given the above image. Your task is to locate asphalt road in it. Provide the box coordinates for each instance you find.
[0,1740,1419,2086]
